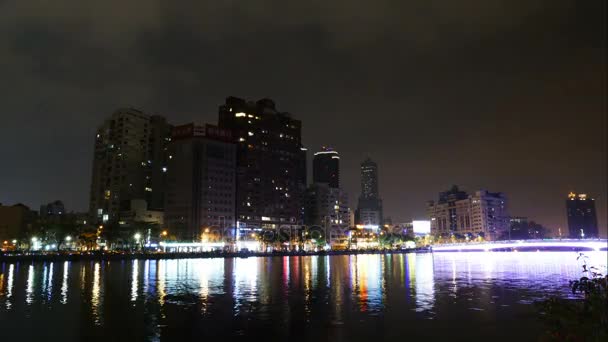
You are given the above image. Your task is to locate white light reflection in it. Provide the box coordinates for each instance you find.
[6,264,14,309]
[131,260,139,302]
[413,253,435,312]
[234,257,259,313]
[26,265,34,304]
[61,261,69,304]
[46,262,54,301]
[197,258,224,303]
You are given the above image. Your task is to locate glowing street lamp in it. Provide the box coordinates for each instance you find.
[11,240,17,244]
[161,230,168,237]
[65,236,72,242]
[134,233,142,242]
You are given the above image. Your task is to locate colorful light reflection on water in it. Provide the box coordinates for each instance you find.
[0,252,605,341]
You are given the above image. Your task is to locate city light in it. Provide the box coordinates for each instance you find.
[65,236,72,242]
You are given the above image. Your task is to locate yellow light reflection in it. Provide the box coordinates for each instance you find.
[91,262,102,325]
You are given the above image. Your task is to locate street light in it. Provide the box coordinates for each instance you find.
[161,230,168,237]
[11,239,17,244]
[134,233,142,241]
[31,237,38,242]
[65,236,72,242]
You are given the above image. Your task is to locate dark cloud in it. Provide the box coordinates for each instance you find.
[0,0,605,235]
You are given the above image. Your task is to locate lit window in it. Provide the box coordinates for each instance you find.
[248,132,254,136]
[239,137,245,142]
[235,112,246,117]
[145,187,153,192]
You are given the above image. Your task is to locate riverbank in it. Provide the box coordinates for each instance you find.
[0,247,431,262]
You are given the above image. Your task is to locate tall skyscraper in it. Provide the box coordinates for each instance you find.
[356,158,383,228]
[164,123,236,241]
[427,186,509,240]
[313,147,340,188]
[89,108,172,223]
[566,192,598,238]
[218,97,307,231]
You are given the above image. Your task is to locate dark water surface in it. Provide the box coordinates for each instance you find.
[1,252,606,341]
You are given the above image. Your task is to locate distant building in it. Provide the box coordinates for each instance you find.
[304,183,350,229]
[427,185,509,240]
[566,192,598,238]
[164,123,237,241]
[0,203,38,241]
[89,108,172,223]
[356,158,383,229]
[218,97,306,231]
[507,216,549,240]
[40,200,65,219]
[313,147,340,188]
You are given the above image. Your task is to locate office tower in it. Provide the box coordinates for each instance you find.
[566,192,598,238]
[218,97,307,231]
[313,147,340,188]
[427,185,509,240]
[89,108,172,223]
[164,123,237,241]
[356,158,383,228]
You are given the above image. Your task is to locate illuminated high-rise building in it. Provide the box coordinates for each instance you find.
[89,108,172,223]
[356,158,383,228]
[218,97,307,231]
[313,147,340,188]
[566,192,598,238]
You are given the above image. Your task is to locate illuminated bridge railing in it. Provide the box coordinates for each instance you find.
[431,239,608,252]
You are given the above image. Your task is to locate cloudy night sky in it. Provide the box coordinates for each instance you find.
[0,1,606,236]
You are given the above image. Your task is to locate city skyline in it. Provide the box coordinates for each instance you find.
[0,1,606,237]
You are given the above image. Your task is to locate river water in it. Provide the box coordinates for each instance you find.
[0,252,606,341]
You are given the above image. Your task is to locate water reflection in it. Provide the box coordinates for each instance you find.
[91,262,102,325]
[131,260,139,302]
[413,254,435,313]
[5,264,14,309]
[61,261,69,304]
[26,264,34,304]
[0,252,606,341]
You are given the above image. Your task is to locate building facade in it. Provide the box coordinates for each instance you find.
[427,186,509,240]
[566,192,598,238]
[89,108,172,223]
[304,183,350,229]
[356,158,383,228]
[218,97,306,231]
[163,123,237,241]
[313,147,340,188]
[0,203,37,241]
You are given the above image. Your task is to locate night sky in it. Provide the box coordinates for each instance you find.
[0,1,606,236]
